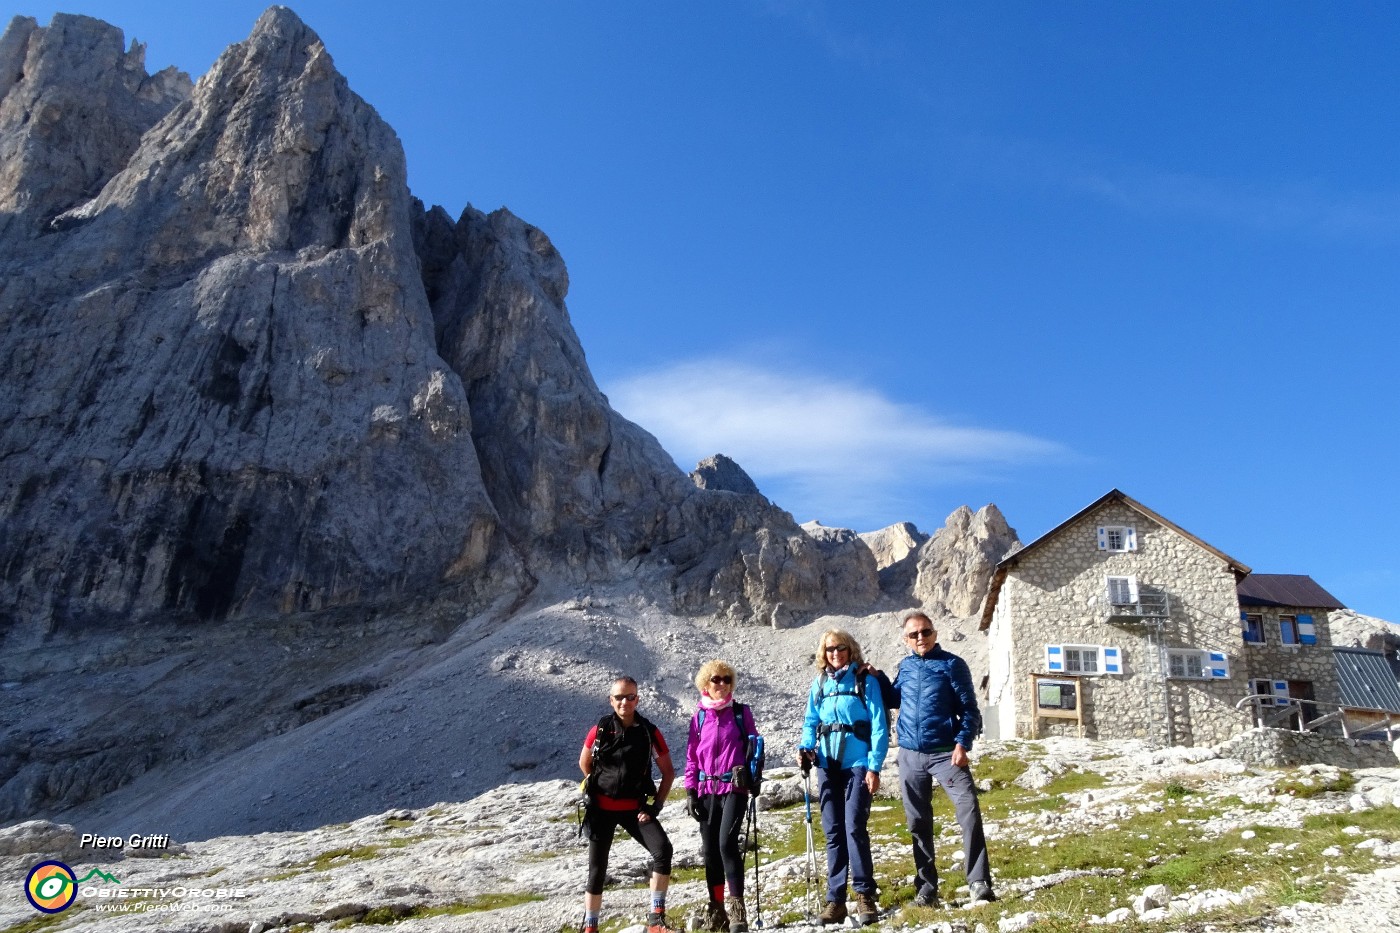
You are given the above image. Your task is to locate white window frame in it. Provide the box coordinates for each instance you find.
[1166,648,1230,680]
[1242,613,1265,644]
[1279,614,1300,646]
[1168,649,1207,679]
[1106,575,1139,606]
[1046,644,1123,675]
[1097,524,1137,552]
[1064,645,1100,674]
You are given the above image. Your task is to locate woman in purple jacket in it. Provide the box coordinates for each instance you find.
[685,659,761,933]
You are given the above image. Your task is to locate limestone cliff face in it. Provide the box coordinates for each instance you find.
[0,9,524,642]
[414,206,841,623]
[0,14,190,239]
[909,504,1021,618]
[0,8,859,645]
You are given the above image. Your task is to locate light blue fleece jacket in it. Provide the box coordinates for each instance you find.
[799,665,889,772]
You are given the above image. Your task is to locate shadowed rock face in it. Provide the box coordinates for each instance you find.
[0,8,522,640]
[0,8,860,645]
[414,206,844,622]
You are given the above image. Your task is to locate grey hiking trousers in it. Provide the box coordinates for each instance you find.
[897,747,991,899]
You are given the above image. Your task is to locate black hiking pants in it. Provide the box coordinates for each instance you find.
[697,790,749,898]
[585,807,673,894]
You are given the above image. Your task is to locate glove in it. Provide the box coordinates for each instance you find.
[799,748,816,776]
[640,797,662,818]
[685,790,700,821]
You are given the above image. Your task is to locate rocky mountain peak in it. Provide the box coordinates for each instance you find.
[859,520,928,570]
[690,453,763,496]
[0,9,876,651]
[0,13,190,237]
[913,503,1021,617]
[869,504,1020,619]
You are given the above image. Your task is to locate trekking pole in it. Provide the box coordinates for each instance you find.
[747,794,763,928]
[802,767,816,922]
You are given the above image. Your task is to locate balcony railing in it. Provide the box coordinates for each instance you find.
[1236,694,1400,741]
[1104,590,1171,623]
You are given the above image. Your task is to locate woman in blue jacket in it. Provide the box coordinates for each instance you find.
[798,629,889,926]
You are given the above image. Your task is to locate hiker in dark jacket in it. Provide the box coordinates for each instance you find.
[684,659,760,932]
[579,676,676,933]
[798,629,889,926]
[872,611,996,908]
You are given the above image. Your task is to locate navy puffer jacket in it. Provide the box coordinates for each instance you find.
[883,645,982,753]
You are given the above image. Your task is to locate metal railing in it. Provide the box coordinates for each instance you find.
[1103,589,1171,623]
[1235,693,1400,741]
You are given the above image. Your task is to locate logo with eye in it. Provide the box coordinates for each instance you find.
[25,861,78,913]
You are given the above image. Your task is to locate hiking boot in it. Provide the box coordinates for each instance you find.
[819,899,847,925]
[968,881,997,904]
[645,909,676,933]
[705,899,729,932]
[912,889,941,909]
[854,891,880,925]
[725,895,747,933]
[580,924,599,933]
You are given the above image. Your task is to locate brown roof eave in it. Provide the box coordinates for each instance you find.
[978,565,1009,631]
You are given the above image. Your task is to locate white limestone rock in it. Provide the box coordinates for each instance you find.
[911,504,1020,617]
[858,521,927,570]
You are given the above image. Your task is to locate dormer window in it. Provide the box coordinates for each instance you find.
[1097,525,1137,552]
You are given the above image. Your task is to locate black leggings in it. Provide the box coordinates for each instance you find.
[698,791,749,896]
[585,808,673,895]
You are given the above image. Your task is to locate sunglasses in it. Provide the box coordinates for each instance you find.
[709,675,733,685]
[611,693,638,702]
[905,628,934,640]
[824,645,850,653]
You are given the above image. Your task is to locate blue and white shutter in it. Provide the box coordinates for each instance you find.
[1046,645,1064,672]
[1125,526,1137,551]
[1102,646,1122,675]
[1297,614,1317,646]
[1273,681,1290,703]
[1206,651,1229,679]
[1096,527,1108,550]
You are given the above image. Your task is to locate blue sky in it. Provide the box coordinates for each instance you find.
[24,2,1400,620]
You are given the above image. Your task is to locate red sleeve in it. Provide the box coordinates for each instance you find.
[651,726,670,758]
[582,725,598,753]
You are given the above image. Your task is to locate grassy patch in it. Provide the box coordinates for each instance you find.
[1044,770,1109,795]
[973,751,1031,789]
[1273,770,1357,798]
[386,834,432,849]
[1163,779,1195,800]
[2,911,75,933]
[335,894,547,927]
[269,843,386,880]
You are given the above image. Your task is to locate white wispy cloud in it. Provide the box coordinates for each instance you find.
[606,358,1068,529]
[956,130,1400,239]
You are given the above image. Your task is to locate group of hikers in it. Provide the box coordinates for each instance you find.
[578,611,996,933]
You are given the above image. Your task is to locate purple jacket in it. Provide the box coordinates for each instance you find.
[684,701,758,795]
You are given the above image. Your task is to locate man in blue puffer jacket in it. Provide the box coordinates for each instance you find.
[874,611,995,908]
